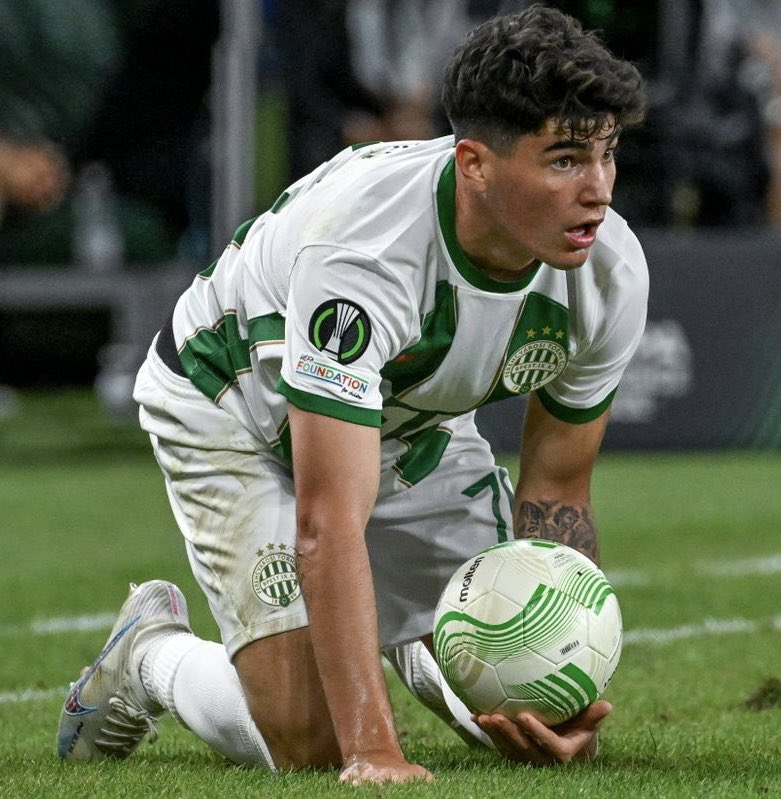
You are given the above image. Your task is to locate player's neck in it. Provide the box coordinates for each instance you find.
[454,182,539,282]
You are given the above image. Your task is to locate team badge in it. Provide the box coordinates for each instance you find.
[502,340,567,394]
[252,545,301,607]
[308,299,371,364]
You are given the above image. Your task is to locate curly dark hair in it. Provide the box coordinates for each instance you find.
[441,4,645,153]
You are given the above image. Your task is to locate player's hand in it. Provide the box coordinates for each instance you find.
[338,752,434,786]
[472,699,611,766]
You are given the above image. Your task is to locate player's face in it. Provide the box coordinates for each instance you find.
[480,118,618,271]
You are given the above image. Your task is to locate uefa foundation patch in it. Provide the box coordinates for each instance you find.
[252,544,301,607]
[294,354,369,399]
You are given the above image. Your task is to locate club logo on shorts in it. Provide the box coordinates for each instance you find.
[502,340,567,394]
[308,299,371,364]
[252,544,301,607]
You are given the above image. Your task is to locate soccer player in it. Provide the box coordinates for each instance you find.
[58,6,647,785]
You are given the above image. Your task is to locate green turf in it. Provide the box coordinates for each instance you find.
[1,391,779,798]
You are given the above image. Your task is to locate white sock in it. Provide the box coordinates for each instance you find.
[385,641,492,748]
[140,633,275,768]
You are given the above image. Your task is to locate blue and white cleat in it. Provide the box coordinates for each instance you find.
[57,580,192,761]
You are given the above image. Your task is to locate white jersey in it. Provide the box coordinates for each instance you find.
[168,136,648,473]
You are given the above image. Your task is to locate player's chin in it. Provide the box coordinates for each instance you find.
[545,248,591,271]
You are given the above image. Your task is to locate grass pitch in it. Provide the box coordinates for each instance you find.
[1,391,779,798]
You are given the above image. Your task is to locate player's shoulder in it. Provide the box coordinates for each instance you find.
[585,207,648,297]
[334,136,453,220]
[591,208,647,275]
[297,136,454,265]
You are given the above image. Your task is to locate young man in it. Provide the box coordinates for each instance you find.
[58,6,646,785]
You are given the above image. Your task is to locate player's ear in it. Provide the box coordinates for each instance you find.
[454,139,491,192]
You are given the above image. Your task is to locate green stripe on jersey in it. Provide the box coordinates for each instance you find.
[393,425,453,486]
[178,312,251,401]
[437,158,540,293]
[197,218,257,279]
[276,378,382,427]
[231,216,257,247]
[198,257,220,279]
[380,281,457,395]
[179,311,284,401]
[537,386,617,424]
[249,312,285,346]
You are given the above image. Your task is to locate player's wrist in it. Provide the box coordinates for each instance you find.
[343,743,407,767]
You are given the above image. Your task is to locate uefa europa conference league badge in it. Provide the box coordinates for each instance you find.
[308,299,371,365]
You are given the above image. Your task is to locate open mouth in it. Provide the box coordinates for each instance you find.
[565,223,599,248]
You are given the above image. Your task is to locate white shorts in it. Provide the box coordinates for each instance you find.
[134,344,514,658]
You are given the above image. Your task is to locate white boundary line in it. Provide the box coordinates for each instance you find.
[0,687,65,705]
[1,554,778,640]
[699,553,781,577]
[622,616,781,645]
[1,554,779,705]
[0,613,116,638]
[3,615,779,707]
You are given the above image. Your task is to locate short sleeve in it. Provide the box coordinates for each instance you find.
[538,228,649,424]
[277,244,415,427]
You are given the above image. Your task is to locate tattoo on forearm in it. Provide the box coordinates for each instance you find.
[514,500,599,564]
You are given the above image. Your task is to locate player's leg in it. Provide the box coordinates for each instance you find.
[384,638,492,748]
[60,347,337,768]
[369,413,512,747]
[368,413,514,646]
[233,629,340,768]
[57,578,274,766]
[140,431,339,769]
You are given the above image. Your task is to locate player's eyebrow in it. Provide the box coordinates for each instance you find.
[543,139,589,153]
[543,131,620,154]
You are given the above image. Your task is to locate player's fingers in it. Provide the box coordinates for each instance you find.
[518,705,609,762]
[474,713,552,765]
[475,713,529,747]
[578,699,612,728]
[516,714,575,761]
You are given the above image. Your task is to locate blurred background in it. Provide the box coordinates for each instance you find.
[1,0,780,451]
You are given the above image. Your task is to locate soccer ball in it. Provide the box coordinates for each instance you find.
[433,539,622,725]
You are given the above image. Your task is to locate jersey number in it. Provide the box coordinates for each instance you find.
[462,470,514,543]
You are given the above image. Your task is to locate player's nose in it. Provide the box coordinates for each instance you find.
[581,163,613,207]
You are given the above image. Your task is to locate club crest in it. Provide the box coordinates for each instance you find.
[252,545,301,607]
[502,340,567,394]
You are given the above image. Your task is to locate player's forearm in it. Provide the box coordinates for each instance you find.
[513,498,600,564]
[296,520,402,762]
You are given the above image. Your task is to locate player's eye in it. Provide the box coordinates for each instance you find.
[553,155,573,170]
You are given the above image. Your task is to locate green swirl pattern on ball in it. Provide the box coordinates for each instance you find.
[506,662,598,723]
[558,564,615,614]
[434,583,579,694]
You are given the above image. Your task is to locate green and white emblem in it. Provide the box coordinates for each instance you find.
[252,545,301,607]
[308,298,371,364]
[502,340,567,394]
